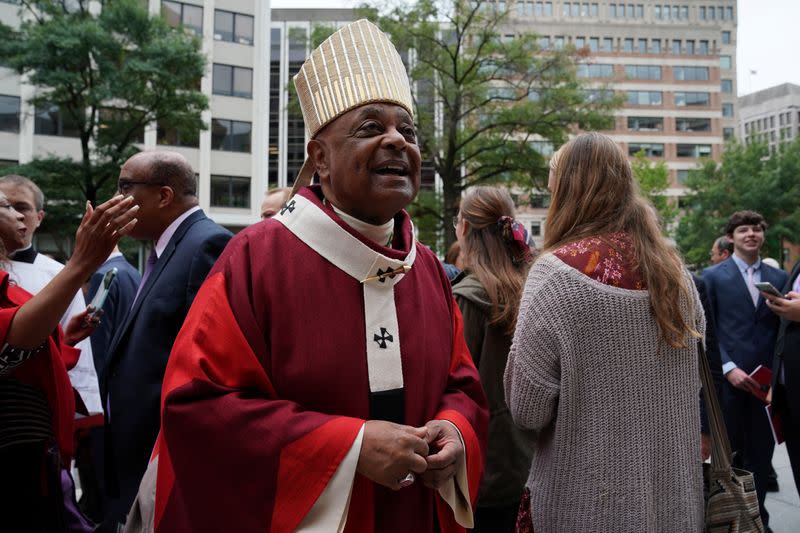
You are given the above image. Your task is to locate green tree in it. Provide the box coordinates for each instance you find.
[360,0,621,248]
[630,151,677,231]
[676,139,800,268]
[0,0,207,240]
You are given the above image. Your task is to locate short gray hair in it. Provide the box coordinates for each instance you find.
[0,175,45,211]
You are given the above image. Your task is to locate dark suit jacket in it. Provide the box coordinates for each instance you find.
[771,260,800,415]
[103,209,232,519]
[86,255,142,393]
[702,257,788,373]
[694,275,723,433]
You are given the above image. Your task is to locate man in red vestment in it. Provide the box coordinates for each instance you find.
[125,19,487,533]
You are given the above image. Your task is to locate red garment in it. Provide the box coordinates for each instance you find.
[0,270,79,460]
[552,232,646,290]
[151,187,488,532]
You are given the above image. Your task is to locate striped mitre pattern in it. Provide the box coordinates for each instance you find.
[293,19,414,138]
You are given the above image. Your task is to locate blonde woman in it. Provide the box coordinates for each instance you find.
[505,133,705,532]
[452,186,533,530]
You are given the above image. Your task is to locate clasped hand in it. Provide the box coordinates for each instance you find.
[356,419,464,491]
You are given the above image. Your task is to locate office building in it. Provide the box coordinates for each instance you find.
[508,0,737,240]
[739,83,800,152]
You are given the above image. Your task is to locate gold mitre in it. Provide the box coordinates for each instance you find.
[290,19,414,196]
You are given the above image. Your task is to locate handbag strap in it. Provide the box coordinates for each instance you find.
[698,341,733,472]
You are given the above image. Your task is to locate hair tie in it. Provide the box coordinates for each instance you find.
[497,216,532,265]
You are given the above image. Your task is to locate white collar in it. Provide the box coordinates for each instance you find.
[154,206,201,258]
[329,203,394,247]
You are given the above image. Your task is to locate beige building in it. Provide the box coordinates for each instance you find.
[0,0,273,233]
[739,83,800,152]
[507,0,737,242]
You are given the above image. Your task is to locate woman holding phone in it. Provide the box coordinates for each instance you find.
[0,192,138,531]
[505,133,705,531]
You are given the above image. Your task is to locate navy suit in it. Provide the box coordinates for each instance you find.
[102,210,232,528]
[76,255,141,522]
[771,260,800,492]
[703,257,788,526]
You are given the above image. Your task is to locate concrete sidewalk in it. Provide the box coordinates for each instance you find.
[766,443,800,531]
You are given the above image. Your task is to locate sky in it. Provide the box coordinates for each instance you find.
[272,0,800,97]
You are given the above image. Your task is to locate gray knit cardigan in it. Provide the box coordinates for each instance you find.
[505,253,706,532]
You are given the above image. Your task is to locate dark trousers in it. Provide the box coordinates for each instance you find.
[472,503,519,532]
[775,384,800,492]
[722,382,774,526]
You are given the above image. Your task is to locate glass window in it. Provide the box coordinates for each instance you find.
[34,105,80,137]
[676,144,711,157]
[723,127,734,140]
[677,170,690,184]
[698,40,709,55]
[211,175,250,208]
[627,116,663,131]
[562,2,570,16]
[680,5,688,19]
[709,6,715,19]
[623,38,633,52]
[235,14,254,45]
[770,116,775,128]
[672,5,679,19]
[725,6,733,20]
[161,1,202,35]
[673,66,709,80]
[650,39,661,53]
[212,64,253,98]
[672,39,681,54]
[538,36,550,49]
[720,55,731,69]
[0,95,20,133]
[577,64,614,78]
[601,37,613,51]
[591,3,598,16]
[637,38,647,53]
[654,5,661,19]
[699,6,705,19]
[554,35,565,49]
[628,143,664,157]
[676,117,711,132]
[571,3,580,16]
[626,91,662,106]
[721,79,733,93]
[214,10,233,42]
[544,2,552,16]
[625,65,661,80]
[211,118,252,152]
[157,122,199,147]
[674,91,710,106]
[589,37,599,51]
[685,40,694,55]
[575,37,585,48]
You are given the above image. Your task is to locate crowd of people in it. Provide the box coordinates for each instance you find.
[2,17,800,533]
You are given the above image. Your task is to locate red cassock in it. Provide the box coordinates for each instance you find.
[150,187,488,532]
[0,270,80,461]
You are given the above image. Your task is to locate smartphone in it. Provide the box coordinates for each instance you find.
[754,281,784,299]
[88,267,118,317]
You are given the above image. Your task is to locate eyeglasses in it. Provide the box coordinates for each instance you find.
[117,180,166,194]
[452,215,460,229]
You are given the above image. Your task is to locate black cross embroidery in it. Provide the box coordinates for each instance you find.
[373,328,394,349]
[280,200,296,215]
[375,267,397,283]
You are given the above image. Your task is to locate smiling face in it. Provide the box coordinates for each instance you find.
[308,103,421,225]
[0,191,29,254]
[729,223,765,260]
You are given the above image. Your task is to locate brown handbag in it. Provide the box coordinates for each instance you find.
[698,343,765,532]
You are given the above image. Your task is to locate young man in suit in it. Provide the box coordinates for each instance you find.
[763,261,800,494]
[101,151,232,531]
[703,211,788,530]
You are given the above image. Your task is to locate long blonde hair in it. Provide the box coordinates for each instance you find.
[544,133,698,348]
[460,186,532,334]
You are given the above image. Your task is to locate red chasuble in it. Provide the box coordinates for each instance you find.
[0,270,79,460]
[150,187,487,532]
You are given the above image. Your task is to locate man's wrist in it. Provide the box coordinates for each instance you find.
[722,362,738,376]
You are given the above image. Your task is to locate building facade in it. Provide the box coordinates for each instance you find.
[739,83,800,152]
[507,0,737,241]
